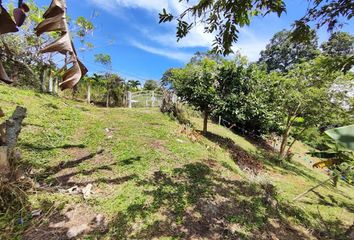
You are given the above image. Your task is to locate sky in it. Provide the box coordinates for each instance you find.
[6,0,354,83]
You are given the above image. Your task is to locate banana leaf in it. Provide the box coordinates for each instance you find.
[325,125,354,152]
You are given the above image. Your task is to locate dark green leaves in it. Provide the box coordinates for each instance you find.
[159,0,287,55]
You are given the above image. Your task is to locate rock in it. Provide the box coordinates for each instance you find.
[66,224,89,239]
[31,209,42,217]
[82,184,93,199]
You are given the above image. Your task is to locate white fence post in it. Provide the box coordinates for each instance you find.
[151,91,156,107]
[127,91,132,108]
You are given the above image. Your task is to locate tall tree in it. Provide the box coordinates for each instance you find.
[320,32,354,73]
[259,30,319,72]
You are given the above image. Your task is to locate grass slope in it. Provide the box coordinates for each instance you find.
[0,84,353,240]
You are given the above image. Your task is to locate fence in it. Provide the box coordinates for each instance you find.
[127,90,164,108]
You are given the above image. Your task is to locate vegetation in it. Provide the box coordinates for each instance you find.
[160,0,353,54]
[0,0,353,239]
[1,85,354,239]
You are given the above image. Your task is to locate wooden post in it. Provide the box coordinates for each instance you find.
[0,146,9,176]
[219,116,221,125]
[151,91,156,107]
[48,75,53,93]
[127,91,132,108]
[87,83,91,104]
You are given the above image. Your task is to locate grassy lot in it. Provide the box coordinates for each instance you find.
[0,84,353,240]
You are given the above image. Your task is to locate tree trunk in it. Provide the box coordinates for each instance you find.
[279,126,290,158]
[0,106,27,178]
[203,110,208,134]
[10,66,19,85]
[87,83,91,104]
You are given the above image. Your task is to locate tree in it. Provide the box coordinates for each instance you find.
[160,0,353,55]
[94,53,112,107]
[259,30,319,72]
[169,58,219,133]
[273,60,352,158]
[143,80,159,91]
[127,80,141,92]
[215,59,282,135]
[292,0,354,42]
[322,32,354,56]
[320,32,354,73]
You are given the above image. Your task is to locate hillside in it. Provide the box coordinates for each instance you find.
[0,84,353,240]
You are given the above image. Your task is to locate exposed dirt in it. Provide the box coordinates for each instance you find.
[202,132,264,174]
[24,204,108,240]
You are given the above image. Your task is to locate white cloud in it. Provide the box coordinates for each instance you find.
[130,40,192,62]
[87,0,268,62]
[88,0,179,13]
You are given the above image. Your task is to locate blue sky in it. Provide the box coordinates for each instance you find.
[6,0,354,83]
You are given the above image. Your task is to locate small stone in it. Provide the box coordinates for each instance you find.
[82,184,93,199]
[31,209,42,217]
[66,224,89,239]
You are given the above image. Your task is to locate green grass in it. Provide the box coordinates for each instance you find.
[1,84,353,240]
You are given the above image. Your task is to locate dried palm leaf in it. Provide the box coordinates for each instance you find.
[78,59,88,76]
[34,14,66,36]
[0,61,12,84]
[39,32,73,54]
[59,61,81,90]
[0,6,18,34]
[13,3,30,27]
[43,0,66,19]
[36,0,87,90]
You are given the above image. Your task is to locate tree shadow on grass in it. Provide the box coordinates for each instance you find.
[20,143,86,152]
[105,161,345,240]
[200,131,263,173]
[36,151,139,189]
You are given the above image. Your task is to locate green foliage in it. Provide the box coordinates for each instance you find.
[215,60,282,135]
[75,16,95,41]
[170,58,219,114]
[320,31,354,73]
[161,0,353,55]
[293,0,353,41]
[159,0,286,55]
[143,80,159,91]
[94,53,112,68]
[127,80,141,92]
[259,29,319,72]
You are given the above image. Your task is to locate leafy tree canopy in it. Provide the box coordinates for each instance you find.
[143,80,159,91]
[258,29,319,72]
